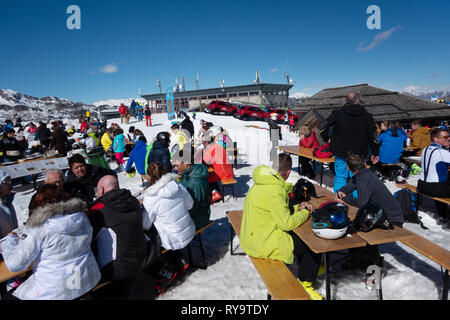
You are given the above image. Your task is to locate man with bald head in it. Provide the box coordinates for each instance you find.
[88,175,154,300]
[320,91,379,195]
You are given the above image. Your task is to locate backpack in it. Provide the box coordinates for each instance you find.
[289,178,319,212]
[393,189,428,229]
[313,143,332,158]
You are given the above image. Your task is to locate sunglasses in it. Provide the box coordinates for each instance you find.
[439,135,450,139]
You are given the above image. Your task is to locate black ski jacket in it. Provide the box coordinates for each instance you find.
[320,103,379,158]
[88,188,148,281]
[339,167,404,226]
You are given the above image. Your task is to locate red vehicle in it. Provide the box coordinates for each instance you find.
[205,100,237,115]
[270,108,299,123]
[235,105,268,121]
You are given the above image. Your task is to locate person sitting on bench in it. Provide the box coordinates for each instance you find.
[298,125,319,179]
[417,127,450,223]
[239,153,324,300]
[142,162,195,275]
[88,175,154,300]
[0,171,17,240]
[410,119,430,156]
[336,152,404,270]
[375,121,407,180]
[1,184,101,300]
[172,152,211,231]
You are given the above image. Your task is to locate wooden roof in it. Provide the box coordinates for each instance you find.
[292,84,450,122]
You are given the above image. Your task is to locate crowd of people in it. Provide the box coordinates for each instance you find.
[0,93,448,300]
[0,108,239,300]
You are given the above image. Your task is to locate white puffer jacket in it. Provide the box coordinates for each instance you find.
[1,198,101,300]
[142,173,195,250]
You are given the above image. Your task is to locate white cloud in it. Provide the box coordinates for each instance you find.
[357,26,400,52]
[99,63,118,74]
[269,68,279,74]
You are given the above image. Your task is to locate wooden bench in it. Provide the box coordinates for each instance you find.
[0,261,110,298]
[220,178,238,202]
[396,183,450,206]
[400,234,450,300]
[173,221,215,270]
[227,210,310,300]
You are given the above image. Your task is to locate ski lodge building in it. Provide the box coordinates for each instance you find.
[141,83,293,112]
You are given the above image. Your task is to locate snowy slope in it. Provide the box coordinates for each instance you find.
[10,112,450,300]
[92,98,147,107]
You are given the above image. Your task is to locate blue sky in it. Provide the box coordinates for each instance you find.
[0,0,449,103]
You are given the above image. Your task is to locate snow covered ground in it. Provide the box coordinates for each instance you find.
[10,112,449,300]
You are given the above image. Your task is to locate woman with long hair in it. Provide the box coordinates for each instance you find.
[1,184,101,300]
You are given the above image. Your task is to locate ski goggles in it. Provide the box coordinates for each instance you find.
[311,210,348,229]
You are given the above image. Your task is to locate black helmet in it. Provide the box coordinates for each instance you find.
[156,132,170,147]
[353,202,392,232]
[310,202,349,239]
[24,148,34,157]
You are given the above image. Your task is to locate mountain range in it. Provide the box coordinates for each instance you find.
[0,89,145,122]
[1,86,448,122]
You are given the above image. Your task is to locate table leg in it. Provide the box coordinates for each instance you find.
[298,156,301,175]
[320,163,324,186]
[443,269,448,300]
[32,174,38,190]
[325,252,331,300]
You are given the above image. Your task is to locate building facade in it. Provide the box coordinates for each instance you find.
[141,83,293,112]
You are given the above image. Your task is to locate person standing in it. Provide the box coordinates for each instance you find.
[137,105,144,122]
[130,100,137,119]
[119,104,127,124]
[320,92,379,194]
[113,128,126,171]
[86,110,91,123]
[144,106,152,127]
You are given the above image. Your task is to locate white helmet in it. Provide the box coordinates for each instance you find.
[270,113,277,120]
[312,227,348,240]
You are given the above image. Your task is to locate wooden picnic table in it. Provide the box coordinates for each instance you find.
[277,145,334,186]
[0,261,32,284]
[293,184,415,299]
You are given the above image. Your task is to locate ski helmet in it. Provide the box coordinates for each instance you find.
[156,132,170,147]
[24,148,34,157]
[310,202,349,240]
[353,202,391,232]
